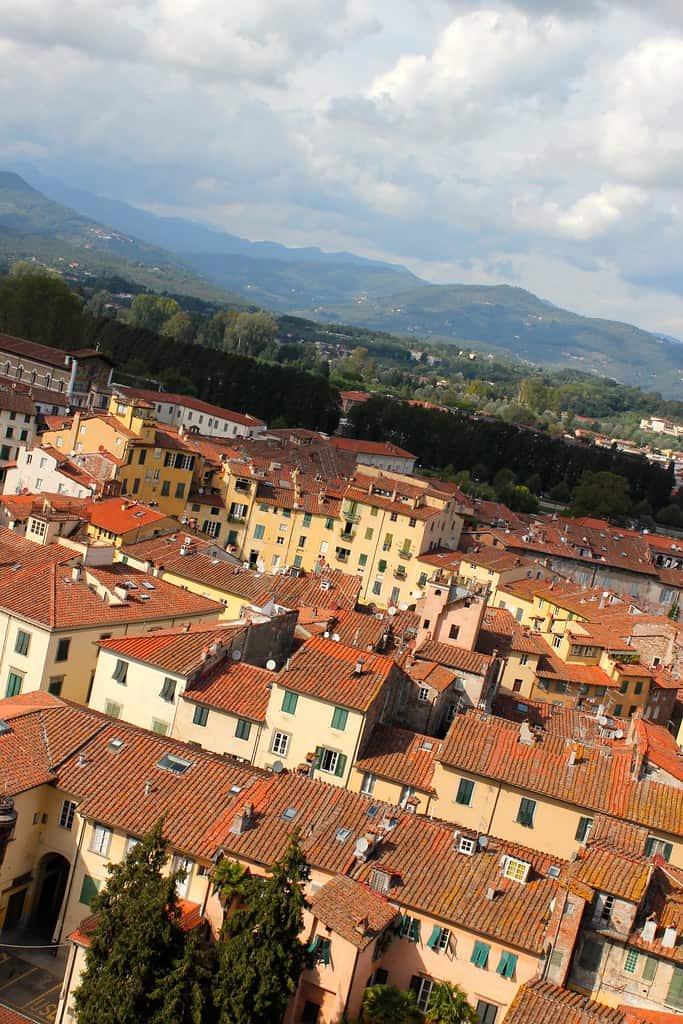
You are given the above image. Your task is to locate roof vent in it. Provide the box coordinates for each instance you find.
[231,802,254,834]
[156,752,192,775]
[0,720,11,737]
[108,738,125,752]
[662,927,677,948]
[354,658,364,676]
[641,918,657,942]
[485,886,497,900]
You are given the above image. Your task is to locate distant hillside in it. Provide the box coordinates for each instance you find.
[15,167,420,308]
[0,172,244,302]
[311,283,683,396]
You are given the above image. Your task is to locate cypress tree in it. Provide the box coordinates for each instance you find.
[73,821,207,1024]
[214,832,310,1024]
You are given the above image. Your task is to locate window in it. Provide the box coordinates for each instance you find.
[360,772,375,795]
[426,925,451,953]
[131,477,141,494]
[55,637,71,662]
[619,680,628,694]
[302,1001,320,1023]
[455,778,474,806]
[303,513,312,528]
[112,659,128,684]
[642,956,658,983]
[297,536,306,549]
[417,686,430,703]
[90,823,112,857]
[390,512,398,523]
[358,553,368,567]
[476,1001,498,1024]
[512,679,523,692]
[519,653,529,666]
[624,949,640,975]
[308,935,331,966]
[254,524,265,540]
[79,875,101,906]
[666,967,683,1010]
[202,520,220,538]
[471,940,490,968]
[364,527,374,540]
[579,938,603,971]
[138,449,147,464]
[399,785,415,807]
[151,719,169,735]
[161,480,170,497]
[496,951,517,979]
[281,690,298,715]
[325,517,334,530]
[193,705,209,727]
[104,700,122,718]
[6,672,22,697]
[409,976,433,1012]
[634,681,643,695]
[175,482,185,499]
[645,836,673,861]
[516,797,536,827]
[316,747,347,777]
[160,677,176,702]
[552,635,561,649]
[171,854,194,898]
[271,731,289,757]
[235,718,251,741]
[371,581,382,596]
[48,676,63,697]
[448,624,460,641]
[383,533,393,550]
[14,630,30,656]
[599,894,615,921]
[503,856,530,882]
[400,915,421,943]
[331,707,348,731]
[59,799,77,830]
[575,816,594,843]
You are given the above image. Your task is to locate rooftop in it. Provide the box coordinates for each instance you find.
[310,875,397,950]
[413,639,492,677]
[98,622,240,676]
[279,635,397,711]
[502,980,625,1024]
[182,661,275,722]
[355,724,439,793]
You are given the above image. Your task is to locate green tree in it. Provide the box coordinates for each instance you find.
[655,504,683,528]
[128,294,181,333]
[211,858,250,910]
[569,471,633,521]
[549,479,571,503]
[361,985,424,1024]
[151,929,217,1024]
[214,833,310,1024]
[73,820,210,1024]
[424,982,477,1024]
[0,270,83,347]
[224,312,278,357]
[162,310,195,344]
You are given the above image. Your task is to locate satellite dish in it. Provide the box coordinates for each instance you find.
[272,761,284,774]
[232,650,242,661]
[355,836,369,853]
[614,729,624,739]
[398,603,409,611]
[477,835,489,849]
[266,659,277,671]
[598,716,608,727]
[332,633,341,642]
[387,606,398,616]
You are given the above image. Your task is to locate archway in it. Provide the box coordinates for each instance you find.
[31,853,70,938]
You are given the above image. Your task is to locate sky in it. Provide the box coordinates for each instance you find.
[1,0,683,335]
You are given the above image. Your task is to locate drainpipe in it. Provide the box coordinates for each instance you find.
[53,807,87,943]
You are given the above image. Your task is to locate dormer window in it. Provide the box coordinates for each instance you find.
[369,868,392,893]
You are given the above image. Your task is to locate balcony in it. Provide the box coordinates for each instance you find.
[394,568,407,580]
[398,548,412,560]
[339,527,357,540]
[342,509,361,522]
[227,514,246,524]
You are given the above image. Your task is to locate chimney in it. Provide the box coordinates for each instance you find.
[71,564,82,583]
[144,780,154,796]
[354,658,364,676]
[518,721,535,746]
[485,886,497,900]
[231,803,254,835]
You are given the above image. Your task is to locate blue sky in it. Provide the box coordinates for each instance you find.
[1,0,683,334]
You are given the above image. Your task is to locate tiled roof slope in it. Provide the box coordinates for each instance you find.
[311,875,398,950]
[439,712,683,838]
[0,1004,40,1024]
[279,636,396,711]
[414,640,492,676]
[502,980,624,1024]
[355,725,439,792]
[183,662,275,722]
[0,694,106,796]
[57,718,264,860]
[99,623,240,676]
[567,841,652,903]
[0,562,222,628]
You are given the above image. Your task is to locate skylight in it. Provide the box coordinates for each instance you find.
[141,581,155,590]
[366,805,379,818]
[336,828,353,842]
[157,753,192,775]
[229,784,242,796]
[281,807,297,821]
[108,738,125,752]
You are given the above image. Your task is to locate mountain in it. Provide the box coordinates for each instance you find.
[308,282,683,396]
[15,167,420,308]
[0,172,243,302]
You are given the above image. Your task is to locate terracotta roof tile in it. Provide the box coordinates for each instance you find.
[502,980,624,1024]
[414,640,492,676]
[183,662,275,722]
[280,636,397,711]
[567,842,652,902]
[310,875,398,950]
[88,498,171,536]
[98,623,240,676]
[0,1005,39,1024]
[355,725,439,793]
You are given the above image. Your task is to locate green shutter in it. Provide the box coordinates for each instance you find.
[331,707,348,731]
[663,842,673,862]
[517,797,535,827]
[667,967,683,1010]
[471,941,490,968]
[575,816,593,842]
[378,559,387,573]
[334,753,347,778]
[409,918,420,943]
[426,925,441,950]
[321,939,331,966]
[456,779,474,805]
[307,935,320,954]
[79,875,100,906]
[314,746,323,769]
[642,956,658,983]
[281,690,298,714]
[496,951,517,978]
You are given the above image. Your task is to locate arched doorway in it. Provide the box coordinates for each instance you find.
[31,853,70,938]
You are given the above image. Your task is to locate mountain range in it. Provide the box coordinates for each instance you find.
[3,168,683,397]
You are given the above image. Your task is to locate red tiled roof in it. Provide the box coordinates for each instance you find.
[116,386,266,427]
[619,1006,683,1024]
[0,388,35,416]
[502,980,624,1024]
[439,711,683,837]
[183,661,274,722]
[310,875,397,950]
[627,862,683,965]
[567,841,652,902]
[404,658,459,693]
[88,498,171,536]
[328,436,415,459]
[98,623,239,676]
[0,332,72,369]
[355,725,438,793]
[0,1005,39,1024]
[69,898,203,948]
[414,640,492,676]
[279,636,396,711]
